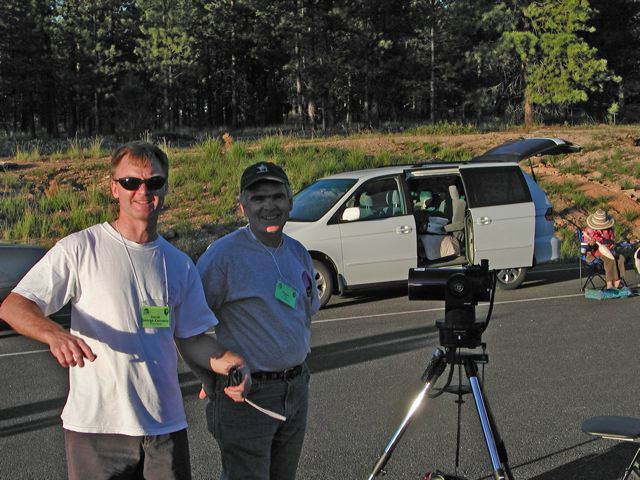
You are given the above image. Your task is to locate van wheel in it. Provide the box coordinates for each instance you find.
[496,267,527,290]
[313,260,333,307]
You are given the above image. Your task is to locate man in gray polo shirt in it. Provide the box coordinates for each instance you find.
[196,161,320,480]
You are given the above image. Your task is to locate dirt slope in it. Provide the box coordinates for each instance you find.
[293,126,640,240]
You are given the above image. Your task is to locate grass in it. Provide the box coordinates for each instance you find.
[622,209,640,222]
[620,179,636,190]
[572,191,599,210]
[2,125,640,259]
[539,179,579,196]
[86,136,105,159]
[66,134,83,159]
[559,160,589,175]
[405,121,478,135]
[1,180,113,244]
[558,227,579,260]
[14,142,42,162]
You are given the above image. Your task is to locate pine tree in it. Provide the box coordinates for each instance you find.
[502,0,616,126]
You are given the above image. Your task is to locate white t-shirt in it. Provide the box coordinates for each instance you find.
[14,223,217,435]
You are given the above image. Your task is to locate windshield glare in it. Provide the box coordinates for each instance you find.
[290,178,357,221]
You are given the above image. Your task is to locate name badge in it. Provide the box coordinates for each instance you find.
[141,305,171,328]
[275,280,298,309]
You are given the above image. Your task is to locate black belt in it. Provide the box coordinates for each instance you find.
[251,364,303,381]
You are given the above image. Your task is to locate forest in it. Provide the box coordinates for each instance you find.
[1,0,639,138]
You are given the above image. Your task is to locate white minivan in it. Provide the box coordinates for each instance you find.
[284,138,579,306]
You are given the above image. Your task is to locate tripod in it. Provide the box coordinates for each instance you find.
[367,347,514,480]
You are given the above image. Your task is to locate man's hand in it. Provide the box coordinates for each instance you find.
[0,293,96,368]
[45,328,97,368]
[210,351,251,402]
[174,334,250,402]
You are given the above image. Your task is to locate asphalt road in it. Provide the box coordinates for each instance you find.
[1,265,639,480]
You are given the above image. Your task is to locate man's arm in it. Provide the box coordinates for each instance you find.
[0,292,96,368]
[175,333,250,402]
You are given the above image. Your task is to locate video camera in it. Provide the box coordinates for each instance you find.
[408,260,494,349]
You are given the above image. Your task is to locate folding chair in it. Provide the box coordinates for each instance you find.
[577,228,606,291]
[582,416,640,480]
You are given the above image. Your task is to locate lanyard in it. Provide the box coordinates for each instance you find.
[245,225,286,279]
[115,221,169,307]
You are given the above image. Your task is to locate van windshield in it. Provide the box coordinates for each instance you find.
[290,179,357,221]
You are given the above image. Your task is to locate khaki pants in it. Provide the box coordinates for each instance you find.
[602,255,625,283]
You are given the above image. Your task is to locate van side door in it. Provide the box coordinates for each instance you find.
[459,165,535,270]
[337,175,417,286]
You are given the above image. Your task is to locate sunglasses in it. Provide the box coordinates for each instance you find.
[114,176,166,191]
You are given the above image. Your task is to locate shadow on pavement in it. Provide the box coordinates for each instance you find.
[321,285,408,309]
[527,441,637,480]
[307,324,438,374]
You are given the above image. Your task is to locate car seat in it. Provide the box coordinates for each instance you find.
[444,185,465,235]
[384,190,402,216]
[415,191,432,210]
[359,193,374,219]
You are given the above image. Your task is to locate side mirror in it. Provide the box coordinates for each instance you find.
[342,207,360,222]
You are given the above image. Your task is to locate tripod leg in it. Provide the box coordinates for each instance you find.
[368,349,447,479]
[470,370,515,480]
[464,357,512,480]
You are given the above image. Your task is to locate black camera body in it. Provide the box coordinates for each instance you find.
[227,367,244,387]
[408,260,493,348]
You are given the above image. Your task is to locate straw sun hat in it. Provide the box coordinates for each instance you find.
[586,209,614,230]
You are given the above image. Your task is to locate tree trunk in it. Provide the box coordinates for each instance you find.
[524,93,534,127]
[618,81,625,120]
[163,73,170,131]
[93,90,99,134]
[307,96,315,127]
[429,19,435,124]
[294,0,305,126]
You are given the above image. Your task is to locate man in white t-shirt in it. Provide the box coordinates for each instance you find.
[0,142,248,480]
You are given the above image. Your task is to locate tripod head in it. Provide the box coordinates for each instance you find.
[408,259,495,348]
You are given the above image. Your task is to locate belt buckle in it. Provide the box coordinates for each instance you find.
[285,365,301,378]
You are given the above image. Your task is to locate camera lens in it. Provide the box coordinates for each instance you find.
[447,274,469,298]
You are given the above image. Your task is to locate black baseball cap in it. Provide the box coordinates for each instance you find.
[240,162,289,191]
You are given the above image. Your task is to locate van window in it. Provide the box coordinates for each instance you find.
[342,176,404,221]
[290,178,357,221]
[460,166,531,208]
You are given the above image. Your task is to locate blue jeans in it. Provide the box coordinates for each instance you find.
[207,364,310,480]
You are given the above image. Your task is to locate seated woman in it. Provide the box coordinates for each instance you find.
[583,209,625,289]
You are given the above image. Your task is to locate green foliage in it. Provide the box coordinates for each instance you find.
[1,183,113,243]
[607,102,619,124]
[559,160,588,175]
[87,136,105,159]
[14,142,42,162]
[259,137,284,158]
[421,143,440,157]
[438,146,472,162]
[3,0,640,136]
[539,179,579,196]
[571,191,598,210]
[558,227,579,260]
[198,137,224,163]
[622,209,640,223]
[594,195,611,210]
[501,0,618,123]
[66,135,84,159]
[406,122,478,135]
[620,179,636,190]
